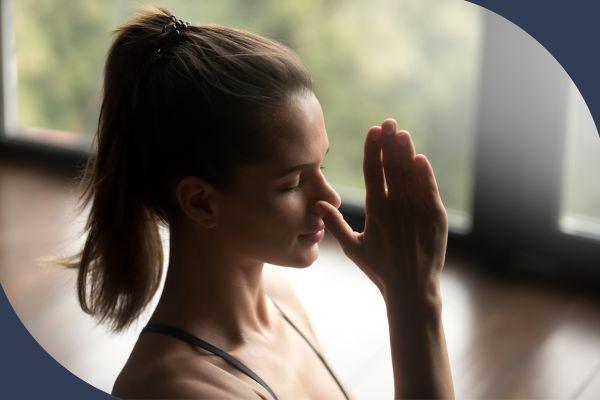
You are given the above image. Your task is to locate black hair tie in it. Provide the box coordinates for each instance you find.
[156,15,190,56]
[163,15,190,36]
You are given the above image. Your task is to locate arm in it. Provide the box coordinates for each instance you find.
[385,286,454,398]
[317,119,454,399]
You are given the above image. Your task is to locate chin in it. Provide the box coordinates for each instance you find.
[270,245,320,269]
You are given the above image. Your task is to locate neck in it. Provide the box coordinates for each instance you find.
[150,226,278,347]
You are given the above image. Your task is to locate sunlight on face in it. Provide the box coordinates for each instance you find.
[216,91,342,268]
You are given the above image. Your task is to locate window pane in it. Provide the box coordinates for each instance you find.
[13,0,482,225]
[559,82,600,239]
[12,0,112,147]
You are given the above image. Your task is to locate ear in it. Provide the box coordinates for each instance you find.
[175,176,220,228]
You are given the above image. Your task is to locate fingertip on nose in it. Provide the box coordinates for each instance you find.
[315,200,326,214]
[316,194,341,216]
[315,200,332,219]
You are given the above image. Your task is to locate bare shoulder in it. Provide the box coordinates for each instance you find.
[112,351,267,399]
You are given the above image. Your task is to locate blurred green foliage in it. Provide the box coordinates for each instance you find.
[14,0,483,215]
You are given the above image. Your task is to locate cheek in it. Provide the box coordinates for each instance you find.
[261,195,308,234]
[229,194,307,238]
[227,195,318,267]
[263,198,321,267]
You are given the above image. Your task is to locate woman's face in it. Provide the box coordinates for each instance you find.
[215,91,341,268]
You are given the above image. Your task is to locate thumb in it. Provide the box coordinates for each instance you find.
[316,201,360,256]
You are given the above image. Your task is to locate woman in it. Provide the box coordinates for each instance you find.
[66,8,453,399]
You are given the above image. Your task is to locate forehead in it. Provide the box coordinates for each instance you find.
[224,92,329,190]
[268,91,329,165]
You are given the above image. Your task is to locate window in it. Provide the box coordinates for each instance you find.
[9,0,109,148]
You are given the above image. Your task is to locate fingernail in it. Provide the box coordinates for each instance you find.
[398,134,409,146]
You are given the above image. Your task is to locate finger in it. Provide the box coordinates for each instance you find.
[414,154,445,213]
[396,130,418,205]
[316,200,360,256]
[363,126,385,209]
[381,119,403,201]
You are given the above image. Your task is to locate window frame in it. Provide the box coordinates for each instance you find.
[1,2,598,282]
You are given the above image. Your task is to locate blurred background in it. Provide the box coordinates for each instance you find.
[1,0,599,399]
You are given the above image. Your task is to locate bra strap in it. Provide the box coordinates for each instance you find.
[270,299,351,400]
[141,323,279,400]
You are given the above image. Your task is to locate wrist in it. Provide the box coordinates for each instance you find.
[382,281,443,320]
[382,275,442,303]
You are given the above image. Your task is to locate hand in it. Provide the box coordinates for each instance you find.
[317,119,448,301]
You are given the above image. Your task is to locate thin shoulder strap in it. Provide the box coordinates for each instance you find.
[141,323,279,400]
[269,298,351,400]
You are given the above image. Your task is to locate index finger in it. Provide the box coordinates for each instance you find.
[363,125,386,210]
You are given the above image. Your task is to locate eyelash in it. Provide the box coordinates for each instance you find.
[283,165,325,192]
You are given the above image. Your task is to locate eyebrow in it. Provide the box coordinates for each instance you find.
[277,148,329,177]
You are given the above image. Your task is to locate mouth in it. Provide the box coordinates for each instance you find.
[298,225,326,243]
[301,224,325,236]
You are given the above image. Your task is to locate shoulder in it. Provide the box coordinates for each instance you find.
[112,353,268,399]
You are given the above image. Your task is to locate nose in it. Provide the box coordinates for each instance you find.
[314,173,342,210]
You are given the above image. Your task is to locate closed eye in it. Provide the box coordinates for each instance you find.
[281,165,325,193]
[283,185,302,193]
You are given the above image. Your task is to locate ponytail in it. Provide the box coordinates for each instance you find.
[60,7,312,330]
[60,9,174,330]
[68,154,163,331]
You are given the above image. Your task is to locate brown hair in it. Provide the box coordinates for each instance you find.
[61,8,312,331]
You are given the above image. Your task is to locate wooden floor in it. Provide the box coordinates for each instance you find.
[1,160,600,399]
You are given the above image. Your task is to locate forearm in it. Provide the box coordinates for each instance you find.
[385,287,455,399]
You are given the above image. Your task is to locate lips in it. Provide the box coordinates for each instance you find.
[298,224,326,243]
[301,224,325,236]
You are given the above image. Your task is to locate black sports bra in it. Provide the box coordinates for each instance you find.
[141,298,350,400]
